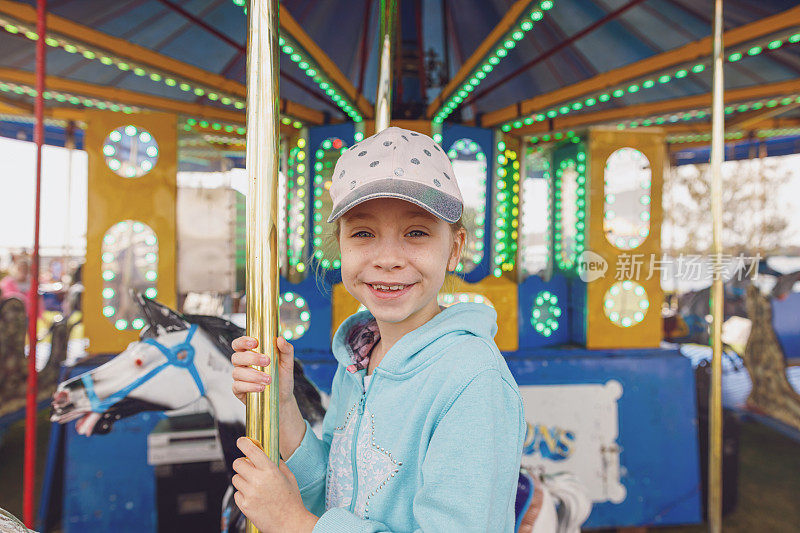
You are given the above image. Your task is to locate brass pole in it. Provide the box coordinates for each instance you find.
[245,0,280,532]
[375,0,397,133]
[63,121,75,274]
[708,0,724,531]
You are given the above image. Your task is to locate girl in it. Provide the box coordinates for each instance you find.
[230,127,525,532]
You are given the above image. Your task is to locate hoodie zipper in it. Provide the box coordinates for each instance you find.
[348,368,378,514]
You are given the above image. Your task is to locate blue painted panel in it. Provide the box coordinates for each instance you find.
[63,413,162,532]
[771,293,800,360]
[518,274,570,348]
[569,276,587,345]
[507,348,701,528]
[61,360,164,533]
[673,135,800,165]
[0,119,85,149]
[441,124,494,283]
[301,361,339,396]
[280,274,334,359]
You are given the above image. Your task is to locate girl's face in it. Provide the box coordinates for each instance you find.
[339,198,465,328]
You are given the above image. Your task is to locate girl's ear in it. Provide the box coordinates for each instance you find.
[447,227,467,272]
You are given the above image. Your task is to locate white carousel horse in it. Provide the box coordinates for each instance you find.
[51,293,325,532]
[516,466,590,533]
[51,294,583,532]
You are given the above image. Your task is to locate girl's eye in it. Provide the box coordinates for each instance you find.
[406,230,428,237]
[352,230,373,238]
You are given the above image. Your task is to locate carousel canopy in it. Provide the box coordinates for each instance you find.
[0,0,799,163]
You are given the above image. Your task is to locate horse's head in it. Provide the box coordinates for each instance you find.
[51,294,213,435]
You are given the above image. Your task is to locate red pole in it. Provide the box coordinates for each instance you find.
[24,0,46,527]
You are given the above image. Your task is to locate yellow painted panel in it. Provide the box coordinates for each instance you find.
[331,274,518,351]
[84,111,177,355]
[585,126,664,349]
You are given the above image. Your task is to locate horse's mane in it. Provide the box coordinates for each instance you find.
[183,314,244,360]
[185,313,326,425]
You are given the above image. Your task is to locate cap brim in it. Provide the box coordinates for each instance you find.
[327,178,463,224]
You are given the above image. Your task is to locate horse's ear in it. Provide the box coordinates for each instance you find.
[132,291,189,337]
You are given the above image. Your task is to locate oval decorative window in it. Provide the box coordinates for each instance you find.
[603,280,649,328]
[101,220,158,330]
[103,125,159,178]
[604,147,651,250]
[447,138,487,274]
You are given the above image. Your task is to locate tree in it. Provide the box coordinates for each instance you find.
[663,156,792,256]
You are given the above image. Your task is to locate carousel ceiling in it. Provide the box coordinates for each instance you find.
[0,0,799,160]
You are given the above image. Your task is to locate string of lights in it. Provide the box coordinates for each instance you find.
[500,30,800,133]
[432,0,556,123]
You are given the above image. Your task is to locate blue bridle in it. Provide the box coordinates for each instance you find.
[81,324,205,412]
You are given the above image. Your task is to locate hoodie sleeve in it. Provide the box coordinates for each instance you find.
[309,367,525,533]
[284,366,344,516]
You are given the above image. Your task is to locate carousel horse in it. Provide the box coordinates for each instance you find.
[666,271,751,345]
[742,283,800,431]
[0,297,28,419]
[0,296,74,443]
[51,294,574,532]
[0,506,34,533]
[515,468,589,533]
[665,259,798,346]
[51,293,326,532]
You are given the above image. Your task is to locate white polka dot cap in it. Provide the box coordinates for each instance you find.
[327,126,463,223]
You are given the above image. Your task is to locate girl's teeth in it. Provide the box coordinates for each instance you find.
[373,284,404,291]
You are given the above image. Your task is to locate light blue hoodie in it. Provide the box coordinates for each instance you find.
[285,302,525,532]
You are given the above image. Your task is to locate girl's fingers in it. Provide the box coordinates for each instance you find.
[276,337,294,356]
[231,350,269,368]
[232,457,255,480]
[231,473,247,492]
[232,336,258,351]
[237,437,271,470]
[232,366,271,385]
[232,381,266,396]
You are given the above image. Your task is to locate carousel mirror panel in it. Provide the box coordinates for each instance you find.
[520,147,551,278]
[603,147,652,250]
[100,220,158,331]
[103,125,159,179]
[447,138,487,274]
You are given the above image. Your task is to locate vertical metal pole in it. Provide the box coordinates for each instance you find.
[708,0,724,531]
[244,1,280,531]
[24,0,46,527]
[375,0,397,133]
[63,121,75,273]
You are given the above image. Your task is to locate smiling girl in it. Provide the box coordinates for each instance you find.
[230,127,525,532]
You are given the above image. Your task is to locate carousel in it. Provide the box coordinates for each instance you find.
[1,0,800,532]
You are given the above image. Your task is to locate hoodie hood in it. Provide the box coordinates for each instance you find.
[331,302,498,379]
